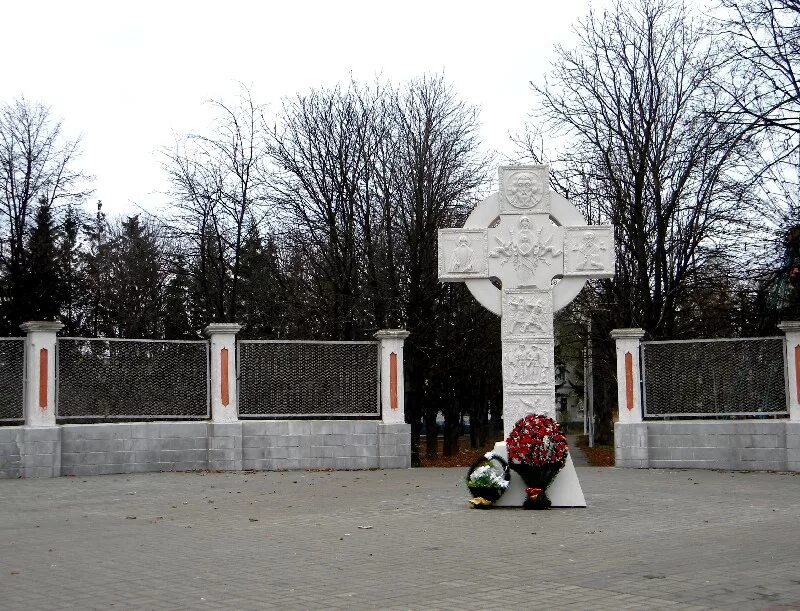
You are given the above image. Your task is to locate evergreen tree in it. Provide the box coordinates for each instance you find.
[26,198,63,320]
[163,254,195,339]
[237,224,283,338]
[106,215,165,338]
[186,224,228,325]
[59,203,86,334]
[0,98,88,333]
[81,201,111,336]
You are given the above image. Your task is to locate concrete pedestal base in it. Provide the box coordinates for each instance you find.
[491,441,587,508]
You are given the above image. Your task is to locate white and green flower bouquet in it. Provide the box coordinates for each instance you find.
[465,452,510,505]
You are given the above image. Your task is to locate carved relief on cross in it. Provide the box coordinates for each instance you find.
[438,165,614,437]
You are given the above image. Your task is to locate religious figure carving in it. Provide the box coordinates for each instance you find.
[505,170,545,210]
[505,392,554,420]
[504,342,552,386]
[449,234,475,273]
[489,217,561,283]
[506,294,548,335]
[438,229,488,279]
[573,231,607,271]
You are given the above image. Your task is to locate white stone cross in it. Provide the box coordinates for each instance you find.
[438,165,615,507]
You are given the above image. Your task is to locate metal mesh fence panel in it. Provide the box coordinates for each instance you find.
[641,338,787,417]
[57,338,209,420]
[238,341,380,417]
[0,339,24,422]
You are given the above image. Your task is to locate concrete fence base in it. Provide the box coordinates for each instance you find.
[616,421,800,471]
[0,421,411,478]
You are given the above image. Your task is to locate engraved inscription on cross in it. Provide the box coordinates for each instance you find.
[438,165,615,438]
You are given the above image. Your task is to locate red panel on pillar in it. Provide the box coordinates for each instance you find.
[624,351,634,411]
[39,348,48,409]
[221,348,230,407]
[389,352,398,411]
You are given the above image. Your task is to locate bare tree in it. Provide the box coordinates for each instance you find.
[0,97,89,330]
[525,0,755,338]
[390,75,492,459]
[520,0,757,440]
[266,75,493,459]
[266,80,389,340]
[718,0,800,318]
[164,89,271,323]
[719,1,800,142]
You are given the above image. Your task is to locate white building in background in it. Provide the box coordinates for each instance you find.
[555,358,584,425]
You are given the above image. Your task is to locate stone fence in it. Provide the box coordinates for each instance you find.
[0,322,411,478]
[612,323,800,471]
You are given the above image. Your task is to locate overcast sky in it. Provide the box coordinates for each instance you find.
[1,0,601,217]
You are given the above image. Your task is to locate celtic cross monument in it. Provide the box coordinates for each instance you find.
[438,165,614,507]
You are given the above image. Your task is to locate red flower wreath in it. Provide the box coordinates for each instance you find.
[506,414,568,468]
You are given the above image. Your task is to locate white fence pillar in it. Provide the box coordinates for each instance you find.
[21,321,63,427]
[610,328,646,423]
[204,323,241,423]
[778,321,800,421]
[374,329,410,423]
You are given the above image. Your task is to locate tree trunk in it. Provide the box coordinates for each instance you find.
[442,405,460,456]
[469,399,479,449]
[424,411,439,458]
[491,391,504,441]
[409,417,422,467]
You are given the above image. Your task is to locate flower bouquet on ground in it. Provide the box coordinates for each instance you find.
[505,415,569,510]
[465,452,510,507]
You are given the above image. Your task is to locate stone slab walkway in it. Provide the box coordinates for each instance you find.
[1,467,799,610]
[566,434,590,467]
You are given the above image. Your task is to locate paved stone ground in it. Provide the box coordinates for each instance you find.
[1,467,799,610]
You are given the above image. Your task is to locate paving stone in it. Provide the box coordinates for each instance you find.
[3,462,799,608]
